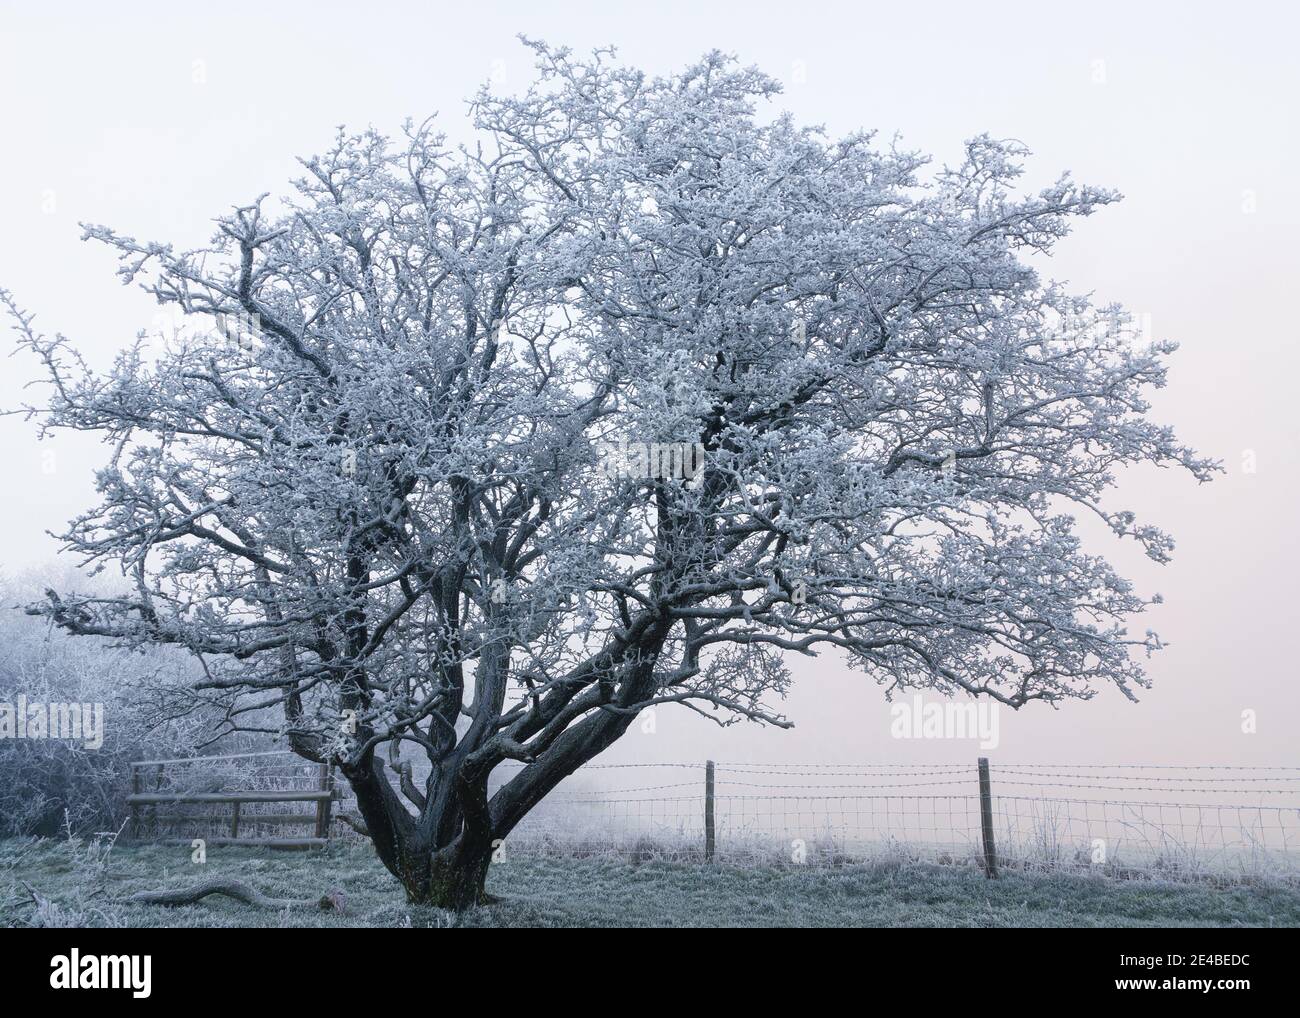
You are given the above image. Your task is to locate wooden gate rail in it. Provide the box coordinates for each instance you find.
[128,791,333,804]
[127,755,338,848]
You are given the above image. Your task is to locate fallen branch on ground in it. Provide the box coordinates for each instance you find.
[121,878,346,912]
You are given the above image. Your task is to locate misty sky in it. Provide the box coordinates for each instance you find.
[1,0,1295,768]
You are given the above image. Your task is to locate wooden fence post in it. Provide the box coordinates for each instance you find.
[977,756,998,878]
[315,762,333,840]
[230,801,241,839]
[152,763,164,837]
[130,766,141,839]
[704,760,716,862]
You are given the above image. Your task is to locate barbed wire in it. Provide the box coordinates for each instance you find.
[992,767,1300,781]
[990,763,1300,771]
[714,765,973,777]
[714,762,973,771]
[714,778,975,790]
[987,778,1300,794]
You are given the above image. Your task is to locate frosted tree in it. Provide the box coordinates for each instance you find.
[3,41,1213,908]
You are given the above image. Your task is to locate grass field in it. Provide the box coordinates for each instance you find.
[4,837,1299,928]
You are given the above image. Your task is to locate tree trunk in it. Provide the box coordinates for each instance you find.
[339,636,672,912]
[389,837,493,910]
[343,762,493,910]
[427,843,494,910]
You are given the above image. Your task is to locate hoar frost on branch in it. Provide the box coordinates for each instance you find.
[2,39,1215,908]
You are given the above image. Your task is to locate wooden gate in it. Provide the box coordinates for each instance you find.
[127,750,338,848]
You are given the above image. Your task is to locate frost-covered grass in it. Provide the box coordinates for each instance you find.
[2,837,1298,928]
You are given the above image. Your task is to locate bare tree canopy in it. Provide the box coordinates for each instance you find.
[3,41,1214,908]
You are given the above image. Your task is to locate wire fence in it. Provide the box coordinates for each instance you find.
[132,753,1300,883]
[490,760,1300,881]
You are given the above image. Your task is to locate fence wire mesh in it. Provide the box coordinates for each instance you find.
[135,754,1300,881]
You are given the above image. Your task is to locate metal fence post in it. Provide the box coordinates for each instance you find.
[977,756,998,878]
[704,760,716,862]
